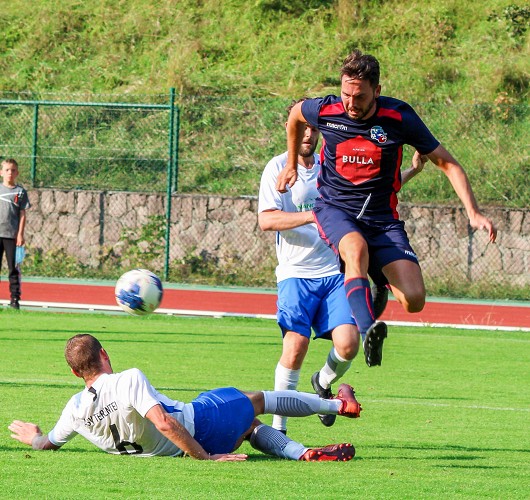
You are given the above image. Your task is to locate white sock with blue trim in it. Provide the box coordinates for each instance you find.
[272,363,300,432]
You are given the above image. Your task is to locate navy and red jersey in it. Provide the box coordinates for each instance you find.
[302,95,440,221]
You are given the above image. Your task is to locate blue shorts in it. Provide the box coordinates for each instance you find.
[313,203,419,275]
[277,274,355,340]
[191,387,255,454]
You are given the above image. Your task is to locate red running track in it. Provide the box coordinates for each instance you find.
[4,281,529,329]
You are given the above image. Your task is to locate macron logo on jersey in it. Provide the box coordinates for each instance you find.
[326,122,348,131]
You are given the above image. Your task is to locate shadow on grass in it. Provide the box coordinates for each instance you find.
[2,444,102,454]
[3,329,275,341]
[0,380,212,395]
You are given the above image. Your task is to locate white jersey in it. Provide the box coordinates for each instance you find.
[258,151,339,282]
[48,369,195,457]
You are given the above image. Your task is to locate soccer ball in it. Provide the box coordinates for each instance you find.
[115,269,163,316]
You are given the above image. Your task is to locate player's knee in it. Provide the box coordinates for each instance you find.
[403,293,425,313]
[339,246,366,271]
[335,341,359,360]
[245,391,265,415]
[242,418,262,442]
[280,349,306,369]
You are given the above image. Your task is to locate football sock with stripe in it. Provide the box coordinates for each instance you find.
[272,363,300,432]
[344,277,375,341]
[263,390,341,416]
[318,347,352,389]
[250,424,307,460]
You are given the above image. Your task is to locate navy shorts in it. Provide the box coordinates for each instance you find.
[191,387,255,454]
[277,275,355,339]
[313,203,419,275]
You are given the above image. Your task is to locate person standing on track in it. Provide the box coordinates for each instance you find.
[276,49,496,368]
[259,99,428,434]
[0,158,30,310]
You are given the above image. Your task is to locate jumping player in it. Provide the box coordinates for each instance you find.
[259,99,427,432]
[9,334,361,462]
[276,49,496,367]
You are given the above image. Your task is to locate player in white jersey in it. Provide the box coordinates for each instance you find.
[259,99,359,432]
[9,334,362,462]
[259,99,428,432]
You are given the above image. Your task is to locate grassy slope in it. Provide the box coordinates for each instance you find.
[0,0,528,204]
[1,1,527,99]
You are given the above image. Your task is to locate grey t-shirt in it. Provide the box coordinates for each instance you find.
[0,184,30,238]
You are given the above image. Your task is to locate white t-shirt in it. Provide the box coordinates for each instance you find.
[258,152,339,282]
[48,369,195,457]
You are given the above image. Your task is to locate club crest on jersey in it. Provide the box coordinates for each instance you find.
[370,126,387,144]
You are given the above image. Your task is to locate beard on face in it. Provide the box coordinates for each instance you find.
[299,142,317,157]
[346,96,377,121]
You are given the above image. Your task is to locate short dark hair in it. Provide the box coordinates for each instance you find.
[286,97,308,119]
[1,158,18,168]
[340,49,380,88]
[65,334,104,378]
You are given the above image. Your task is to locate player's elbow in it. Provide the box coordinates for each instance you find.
[258,213,274,231]
[155,420,173,435]
[151,411,177,435]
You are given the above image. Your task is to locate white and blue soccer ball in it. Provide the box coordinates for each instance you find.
[115,269,163,316]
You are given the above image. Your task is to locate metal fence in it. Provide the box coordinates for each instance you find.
[0,91,528,300]
[0,91,179,192]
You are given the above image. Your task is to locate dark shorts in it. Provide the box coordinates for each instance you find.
[191,387,255,454]
[313,203,419,275]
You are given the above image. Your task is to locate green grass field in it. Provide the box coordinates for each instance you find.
[1,309,528,499]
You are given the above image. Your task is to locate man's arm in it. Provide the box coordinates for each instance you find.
[427,144,497,242]
[401,151,428,185]
[145,404,247,462]
[276,101,307,193]
[16,208,26,246]
[258,209,314,231]
[8,420,61,450]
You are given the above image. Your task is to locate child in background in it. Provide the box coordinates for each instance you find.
[0,159,30,309]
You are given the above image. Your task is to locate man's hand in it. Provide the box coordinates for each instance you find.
[276,166,298,193]
[412,151,429,174]
[402,151,429,185]
[469,213,497,243]
[9,420,42,446]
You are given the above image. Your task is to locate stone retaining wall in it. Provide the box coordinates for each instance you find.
[25,189,529,288]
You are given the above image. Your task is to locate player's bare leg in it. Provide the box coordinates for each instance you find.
[383,259,426,313]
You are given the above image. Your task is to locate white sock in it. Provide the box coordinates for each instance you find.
[318,347,352,389]
[272,363,300,432]
[263,390,341,416]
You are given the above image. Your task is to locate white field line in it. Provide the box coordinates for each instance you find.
[367,398,530,412]
[2,299,529,332]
